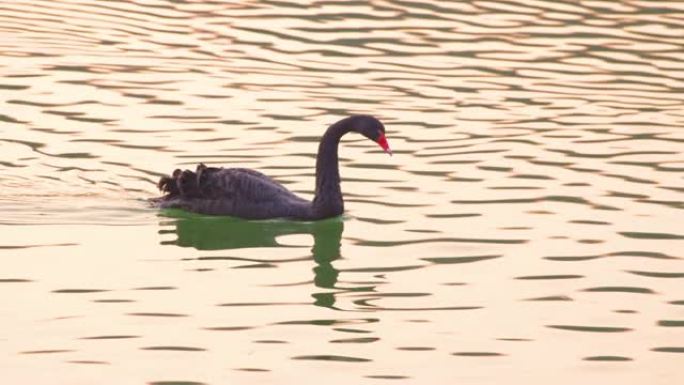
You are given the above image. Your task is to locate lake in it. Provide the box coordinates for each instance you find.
[1,1,682,384]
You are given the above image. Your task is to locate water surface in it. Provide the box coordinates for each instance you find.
[1,1,683,384]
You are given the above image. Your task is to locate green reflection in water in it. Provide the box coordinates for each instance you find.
[159,210,347,309]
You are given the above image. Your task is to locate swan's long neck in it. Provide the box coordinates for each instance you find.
[312,119,352,218]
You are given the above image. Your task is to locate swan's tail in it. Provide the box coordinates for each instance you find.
[157,163,217,199]
[158,169,182,196]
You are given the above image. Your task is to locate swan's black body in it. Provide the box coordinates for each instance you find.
[153,115,389,220]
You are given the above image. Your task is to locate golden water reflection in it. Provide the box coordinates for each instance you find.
[0,0,682,383]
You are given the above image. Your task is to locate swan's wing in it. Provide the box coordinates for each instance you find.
[155,164,308,215]
[200,167,302,202]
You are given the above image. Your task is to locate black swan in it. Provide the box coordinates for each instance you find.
[153,115,391,220]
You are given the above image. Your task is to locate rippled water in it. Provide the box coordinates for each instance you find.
[1,0,683,384]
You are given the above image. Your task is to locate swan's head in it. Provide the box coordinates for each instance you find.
[348,115,392,156]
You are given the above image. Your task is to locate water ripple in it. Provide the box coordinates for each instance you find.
[1,0,682,381]
[547,325,632,333]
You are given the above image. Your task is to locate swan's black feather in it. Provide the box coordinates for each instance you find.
[151,115,386,220]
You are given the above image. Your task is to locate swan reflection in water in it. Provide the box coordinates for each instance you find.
[158,210,344,308]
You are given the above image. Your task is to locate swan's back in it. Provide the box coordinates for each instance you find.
[154,164,312,219]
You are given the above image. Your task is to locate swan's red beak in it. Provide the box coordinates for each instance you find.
[377,134,392,156]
